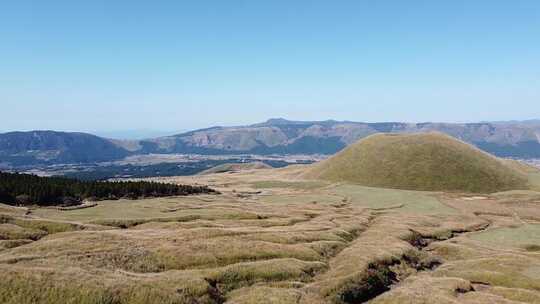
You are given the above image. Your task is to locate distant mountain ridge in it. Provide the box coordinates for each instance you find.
[135,119,540,158]
[1,119,540,166]
[0,131,129,166]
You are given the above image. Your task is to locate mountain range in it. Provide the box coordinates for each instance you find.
[1,118,540,166]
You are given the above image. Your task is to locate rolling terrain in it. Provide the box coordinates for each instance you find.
[2,119,540,167]
[1,134,540,303]
[1,165,540,303]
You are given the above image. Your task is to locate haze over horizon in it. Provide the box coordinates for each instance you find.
[2,1,540,132]
[2,116,540,141]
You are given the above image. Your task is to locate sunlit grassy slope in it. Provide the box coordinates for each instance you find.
[199,162,272,175]
[304,132,529,193]
[504,159,540,191]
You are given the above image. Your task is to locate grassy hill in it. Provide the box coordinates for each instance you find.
[304,132,529,193]
[503,159,540,191]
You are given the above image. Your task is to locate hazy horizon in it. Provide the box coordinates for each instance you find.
[2,1,540,131]
[2,117,540,140]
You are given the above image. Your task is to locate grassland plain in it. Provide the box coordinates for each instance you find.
[1,162,540,303]
[199,162,273,175]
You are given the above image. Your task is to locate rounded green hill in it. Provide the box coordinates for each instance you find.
[304,132,529,193]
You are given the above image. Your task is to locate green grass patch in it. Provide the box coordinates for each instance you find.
[251,180,328,190]
[469,224,540,250]
[435,256,540,291]
[327,184,456,214]
[258,194,343,205]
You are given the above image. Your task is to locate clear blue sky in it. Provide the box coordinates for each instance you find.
[1,0,539,132]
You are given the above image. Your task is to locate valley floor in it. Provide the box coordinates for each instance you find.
[1,167,540,303]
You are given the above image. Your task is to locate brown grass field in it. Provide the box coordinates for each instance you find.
[1,162,540,303]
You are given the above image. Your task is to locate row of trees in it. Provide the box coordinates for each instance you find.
[0,172,217,206]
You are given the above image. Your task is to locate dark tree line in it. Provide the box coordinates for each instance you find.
[0,171,217,206]
[63,160,290,181]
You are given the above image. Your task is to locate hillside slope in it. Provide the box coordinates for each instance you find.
[304,133,529,193]
[0,131,129,165]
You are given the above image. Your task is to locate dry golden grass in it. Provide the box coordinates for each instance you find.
[370,275,475,304]
[226,287,305,304]
[1,168,540,303]
[0,223,46,241]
